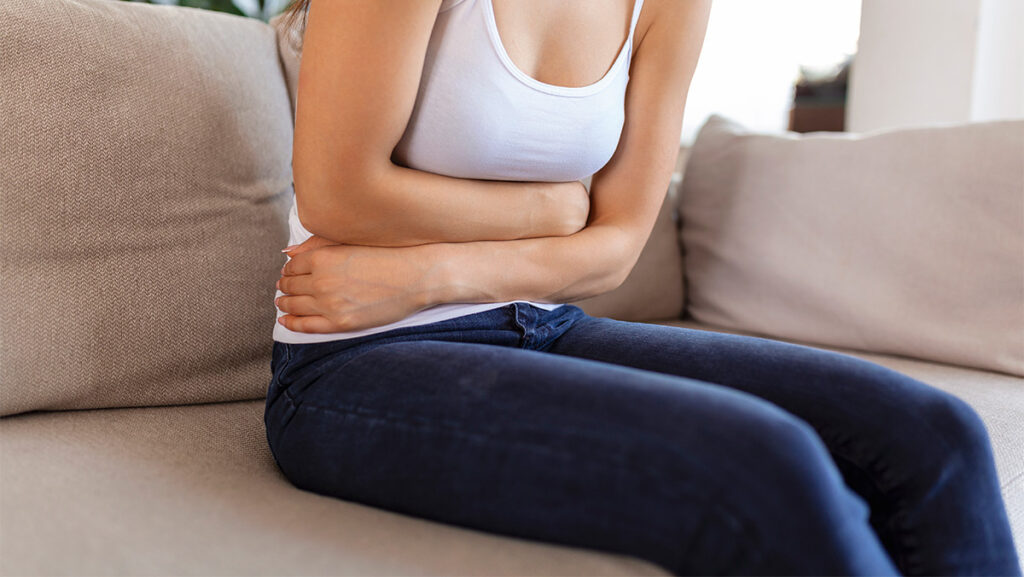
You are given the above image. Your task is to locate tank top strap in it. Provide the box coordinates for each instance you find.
[626,0,645,59]
[629,0,645,35]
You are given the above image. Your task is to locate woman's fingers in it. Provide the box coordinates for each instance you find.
[278,271,313,295]
[281,250,315,276]
[282,234,338,257]
[278,314,337,334]
[275,294,320,316]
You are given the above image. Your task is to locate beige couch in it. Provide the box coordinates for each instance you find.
[2,1,1021,575]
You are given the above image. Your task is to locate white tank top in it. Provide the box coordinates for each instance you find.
[273,0,645,343]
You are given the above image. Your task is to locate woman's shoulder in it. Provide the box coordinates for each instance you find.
[631,0,657,55]
[631,0,712,58]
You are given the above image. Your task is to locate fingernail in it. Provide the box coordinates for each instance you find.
[274,296,281,306]
[275,279,280,290]
[281,244,298,253]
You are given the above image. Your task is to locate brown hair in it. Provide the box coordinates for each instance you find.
[281,0,312,35]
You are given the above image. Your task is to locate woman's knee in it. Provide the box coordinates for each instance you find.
[675,406,888,573]
[810,358,994,468]
[642,388,853,513]
[910,386,994,464]
[736,409,864,514]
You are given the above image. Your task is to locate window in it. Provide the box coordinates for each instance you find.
[681,0,861,144]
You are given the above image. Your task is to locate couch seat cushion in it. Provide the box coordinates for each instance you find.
[663,317,1024,559]
[0,401,667,576]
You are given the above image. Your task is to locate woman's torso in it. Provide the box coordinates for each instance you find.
[273,0,646,343]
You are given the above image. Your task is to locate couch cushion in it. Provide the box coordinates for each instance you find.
[572,176,685,321]
[0,400,668,577]
[678,114,1024,376]
[663,316,1024,557]
[0,0,293,415]
[270,12,303,120]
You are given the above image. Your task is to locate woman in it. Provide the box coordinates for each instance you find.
[265,0,1021,574]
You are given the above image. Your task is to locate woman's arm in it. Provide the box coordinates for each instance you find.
[421,0,713,303]
[277,0,712,334]
[293,0,589,248]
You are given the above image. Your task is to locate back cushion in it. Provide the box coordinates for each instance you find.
[270,12,303,120]
[679,114,1024,376]
[571,175,685,321]
[0,0,293,415]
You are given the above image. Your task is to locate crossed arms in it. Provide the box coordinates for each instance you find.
[286,0,711,316]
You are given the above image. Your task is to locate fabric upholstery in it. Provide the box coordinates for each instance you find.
[572,177,685,321]
[266,12,686,323]
[270,12,302,120]
[0,400,668,577]
[678,114,1024,377]
[2,318,1021,575]
[0,0,294,416]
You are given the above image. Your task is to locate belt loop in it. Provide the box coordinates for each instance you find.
[511,302,535,348]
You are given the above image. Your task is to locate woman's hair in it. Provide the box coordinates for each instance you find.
[281,0,312,35]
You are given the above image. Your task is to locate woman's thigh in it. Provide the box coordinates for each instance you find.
[546,315,1020,576]
[265,338,897,576]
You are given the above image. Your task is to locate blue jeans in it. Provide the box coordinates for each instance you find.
[264,303,1020,576]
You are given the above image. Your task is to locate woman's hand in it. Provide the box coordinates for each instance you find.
[556,179,592,236]
[275,235,448,333]
[274,179,589,334]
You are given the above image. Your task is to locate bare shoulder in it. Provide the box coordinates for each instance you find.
[633,0,712,57]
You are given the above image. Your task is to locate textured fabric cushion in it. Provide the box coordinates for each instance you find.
[270,11,303,120]
[678,114,1024,376]
[2,320,1021,574]
[0,0,293,415]
[572,178,685,321]
[267,12,686,323]
[0,400,669,577]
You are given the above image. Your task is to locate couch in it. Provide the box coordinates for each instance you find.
[2,1,1021,575]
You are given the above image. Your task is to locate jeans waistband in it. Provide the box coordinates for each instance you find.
[272,302,588,377]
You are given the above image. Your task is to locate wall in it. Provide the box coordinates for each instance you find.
[848,0,1023,132]
[680,0,860,144]
[971,0,1024,122]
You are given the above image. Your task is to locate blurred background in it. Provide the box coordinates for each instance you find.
[124,0,1023,145]
[123,0,289,20]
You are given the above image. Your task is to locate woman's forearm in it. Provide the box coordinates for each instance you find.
[421,223,645,306]
[295,161,590,248]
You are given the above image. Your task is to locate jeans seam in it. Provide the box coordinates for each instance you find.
[287,399,761,561]
[287,391,675,472]
[290,395,635,465]
[282,343,293,374]
[272,343,295,385]
[271,384,303,435]
[509,303,532,348]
